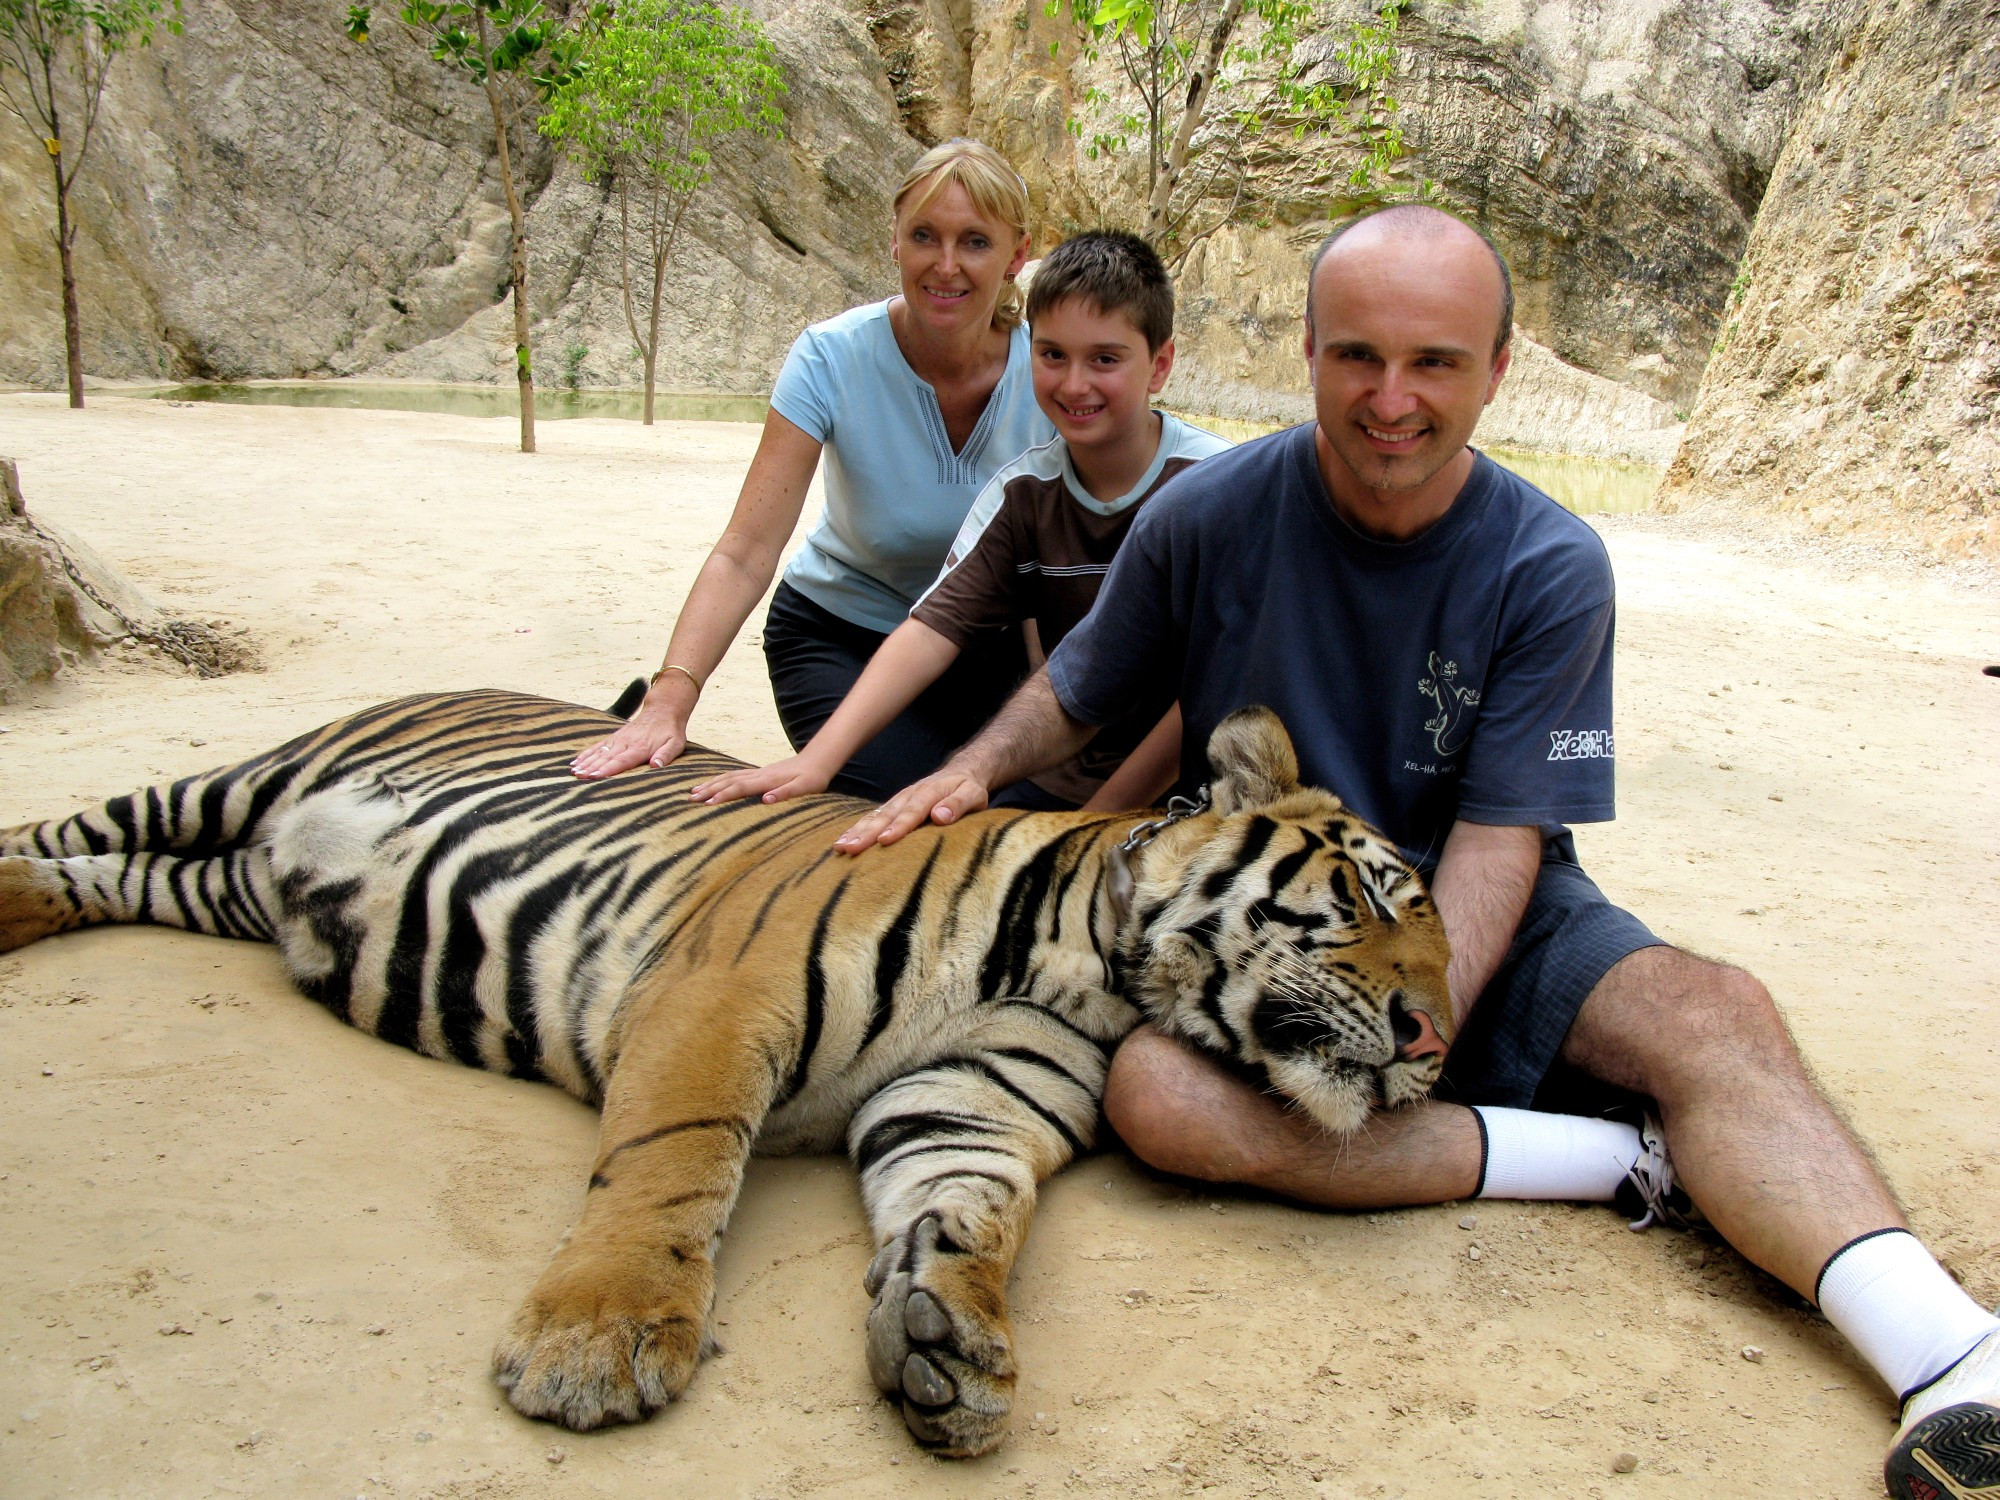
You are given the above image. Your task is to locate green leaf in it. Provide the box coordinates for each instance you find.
[1040,0,1419,258]
[539,0,784,190]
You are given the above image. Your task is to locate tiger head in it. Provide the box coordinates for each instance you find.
[1111,706,1453,1133]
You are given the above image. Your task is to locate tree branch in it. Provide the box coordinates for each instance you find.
[1144,0,1243,242]
[61,39,114,198]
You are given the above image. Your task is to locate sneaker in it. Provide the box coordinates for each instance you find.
[1885,1326,2000,1499]
[1611,1112,1703,1232]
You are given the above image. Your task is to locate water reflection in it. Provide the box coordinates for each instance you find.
[1175,412,1290,445]
[147,382,769,424]
[1484,445,1663,516]
[1166,415,1663,516]
[134,385,1659,516]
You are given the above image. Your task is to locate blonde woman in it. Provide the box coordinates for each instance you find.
[572,139,1053,797]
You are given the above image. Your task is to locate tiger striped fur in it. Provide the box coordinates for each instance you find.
[0,689,1452,1457]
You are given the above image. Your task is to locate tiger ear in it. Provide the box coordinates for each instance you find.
[1205,706,1301,816]
[1106,843,1136,928]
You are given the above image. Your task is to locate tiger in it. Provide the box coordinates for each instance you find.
[0,688,1452,1458]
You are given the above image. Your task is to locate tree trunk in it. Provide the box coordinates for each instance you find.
[617,175,646,420]
[45,87,83,407]
[52,153,84,409]
[642,198,672,428]
[478,24,536,455]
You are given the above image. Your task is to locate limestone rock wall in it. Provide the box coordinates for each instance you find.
[1397,0,1819,410]
[1485,332,1686,463]
[1660,0,1998,558]
[1,0,1830,458]
[370,0,926,391]
[1,0,525,385]
[945,0,1833,414]
[0,0,916,393]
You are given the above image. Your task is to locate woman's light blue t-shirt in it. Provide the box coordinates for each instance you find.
[769,299,1053,635]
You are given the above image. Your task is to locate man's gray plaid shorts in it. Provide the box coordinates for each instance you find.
[1435,839,1663,1110]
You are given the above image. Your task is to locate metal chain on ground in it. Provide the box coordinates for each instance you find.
[21,512,245,679]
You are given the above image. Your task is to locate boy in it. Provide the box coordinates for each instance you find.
[692,231,1229,812]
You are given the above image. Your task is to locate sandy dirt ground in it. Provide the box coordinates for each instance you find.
[1,392,1995,1500]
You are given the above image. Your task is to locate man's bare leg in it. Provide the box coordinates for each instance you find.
[1109,954,2000,1497]
[1538,947,2000,1496]
[1108,945,1906,1293]
[1556,945,1904,1296]
[1103,1025,1483,1209]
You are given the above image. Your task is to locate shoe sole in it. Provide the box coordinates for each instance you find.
[1884,1402,2000,1498]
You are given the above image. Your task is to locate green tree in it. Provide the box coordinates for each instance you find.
[1049,0,1413,266]
[0,0,182,408]
[539,0,782,425]
[343,0,587,454]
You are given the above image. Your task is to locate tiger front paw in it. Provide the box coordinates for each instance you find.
[864,1212,1017,1458]
[492,1251,715,1430]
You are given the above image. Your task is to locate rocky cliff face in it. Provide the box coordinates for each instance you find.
[0,0,912,393]
[960,0,1829,418]
[1,0,1828,458]
[1660,0,1998,558]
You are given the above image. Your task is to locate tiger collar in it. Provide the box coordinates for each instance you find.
[1115,785,1212,857]
[1106,785,1211,928]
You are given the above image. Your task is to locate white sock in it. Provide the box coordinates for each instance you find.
[1817,1228,2000,1400]
[1471,1106,1642,1201]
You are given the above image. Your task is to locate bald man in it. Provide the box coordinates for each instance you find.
[836,207,1998,1497]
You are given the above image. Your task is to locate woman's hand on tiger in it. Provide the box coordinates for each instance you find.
[571,704,688,780]
[688,756,830,806]
[833,769,990,854]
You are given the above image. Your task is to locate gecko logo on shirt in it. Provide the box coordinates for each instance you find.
[1547,728,1615,761]
[1418,651,1481,757]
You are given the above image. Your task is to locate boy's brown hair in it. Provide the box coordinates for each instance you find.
[1026,231,1174,352]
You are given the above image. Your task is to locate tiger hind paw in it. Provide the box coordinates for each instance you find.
[865,1212,1017,1458]
[0,857,79,953]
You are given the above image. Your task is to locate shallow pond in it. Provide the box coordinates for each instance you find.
[1175,413,1664,516]
[146,382,769,425]
[1484,445,1664,516]
[138,384,1662,516]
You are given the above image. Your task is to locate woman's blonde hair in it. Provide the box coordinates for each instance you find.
[893,138,1031,331]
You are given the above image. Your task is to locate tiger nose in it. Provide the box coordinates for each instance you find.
[1391,994,1448,1063]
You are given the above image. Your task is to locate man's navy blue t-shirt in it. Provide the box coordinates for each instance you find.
[1046,424,1617,870]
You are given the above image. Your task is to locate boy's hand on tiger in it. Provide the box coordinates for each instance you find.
[834,770,989,854]
[571,705,688,781]
[689,756,829,806]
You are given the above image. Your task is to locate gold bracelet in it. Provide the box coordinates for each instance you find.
[651,663,702,694]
